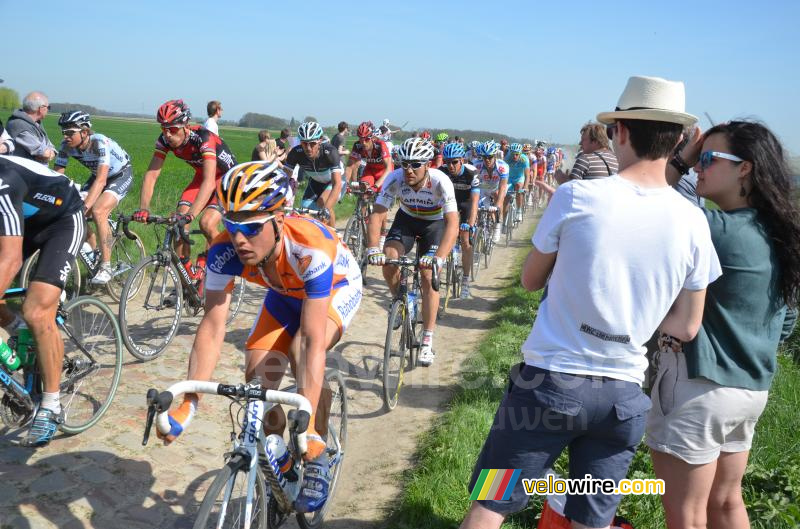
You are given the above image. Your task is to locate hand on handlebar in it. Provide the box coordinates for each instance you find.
[367,247,385,266]
[132,209,150,223]
[419,254,443,270]
[170,212,194,226]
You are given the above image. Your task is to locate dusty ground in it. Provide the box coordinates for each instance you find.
[0,212,537,529]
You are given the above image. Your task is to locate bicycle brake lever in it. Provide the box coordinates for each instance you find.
[142,388,158,446]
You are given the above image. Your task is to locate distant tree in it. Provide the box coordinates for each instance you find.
[289,117,297,128]
[303,116,318,123]
[0,87,21,110]
[238,112,288,130]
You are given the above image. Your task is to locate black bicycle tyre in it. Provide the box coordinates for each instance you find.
[381,299,407,411]
[58,295,123,434]
[193,454,268,529]
[119,256,183,361]
[471,230,482,280]
[105,231,146,302]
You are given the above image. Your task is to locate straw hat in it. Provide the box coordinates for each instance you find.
[597,76,697,127]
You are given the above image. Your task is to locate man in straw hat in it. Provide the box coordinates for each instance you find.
[460,76,721,529]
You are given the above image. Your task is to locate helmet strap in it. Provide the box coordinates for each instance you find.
[257,217,282,271]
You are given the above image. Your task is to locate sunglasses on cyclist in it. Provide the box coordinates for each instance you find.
[62,129,82,137]
[301,140,320,147]
[401,161,427,169]
[699,151,745,170]
[445,158,462,165]
[161,126,183,135]
[223,214,275,237]
[482,155,495,161]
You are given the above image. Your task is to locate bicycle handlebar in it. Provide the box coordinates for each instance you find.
[132,215,194,245]
[142,380,312,454]
[382,257,440,291]
[118,215,138,241]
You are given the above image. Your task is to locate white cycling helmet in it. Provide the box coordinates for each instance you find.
[297,121,324,141]
[397,137,434,162]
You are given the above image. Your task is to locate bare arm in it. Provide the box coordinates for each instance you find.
[436,211,460,260]
[324,170,343,211]
[468,192,479,226]
[187,289,232,381]
[520,247,557,291]
[373,157,392,189]
[367,204,388,248]
[139,155,165,210]
[658,288,706,342]
[297,295,331,442]
[83,164,109,211]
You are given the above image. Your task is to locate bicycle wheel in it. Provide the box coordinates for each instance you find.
[381,299,408,411]
[58,295,123,434]
[505,207,514,247]
[342,215,364,262]
[119,256,183,361]
[484,226,493,269]
[105,231,146,302]
[194,454,268,529]
[297,369,348,529]
[440,254,454,315]
[227,276,248,324]
[452,261,463,300]
[20,249,82,300]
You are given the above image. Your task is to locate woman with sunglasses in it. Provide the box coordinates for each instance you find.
[284,121,344,228]
[647,120,800,529]
[366,137,460,366]
[159,160,362,513]
[54,111,133,285]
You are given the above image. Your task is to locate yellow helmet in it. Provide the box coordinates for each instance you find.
[217,161,289,213]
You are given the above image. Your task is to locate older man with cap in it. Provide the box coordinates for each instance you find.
[460,76,721,529]
[5,91,57,163]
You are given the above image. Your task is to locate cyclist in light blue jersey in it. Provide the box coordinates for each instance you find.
[55,111,133,284]
[504,143,530,222]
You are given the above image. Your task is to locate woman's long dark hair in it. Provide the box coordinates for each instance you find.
[706,120,800,307]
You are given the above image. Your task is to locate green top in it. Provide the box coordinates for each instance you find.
[684,208,787,391]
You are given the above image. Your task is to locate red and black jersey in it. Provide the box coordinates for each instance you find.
[154,125,237,176]
[349,137,391,172]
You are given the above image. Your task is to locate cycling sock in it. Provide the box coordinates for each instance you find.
[41,391,61,414]
[422,330,434,346]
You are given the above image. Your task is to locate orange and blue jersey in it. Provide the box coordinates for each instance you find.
[375,167,458,221]
[205,214,361,298]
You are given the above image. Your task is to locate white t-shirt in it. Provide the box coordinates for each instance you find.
[522,175,721,385]
[203,117,219,135]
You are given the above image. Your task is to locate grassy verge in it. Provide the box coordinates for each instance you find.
[389,257,800,528]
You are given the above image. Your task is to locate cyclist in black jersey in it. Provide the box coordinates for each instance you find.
[439,143,480,298]
[283,122,344,227]
[0,155,87,447]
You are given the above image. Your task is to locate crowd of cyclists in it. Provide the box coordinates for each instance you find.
[0,98,558,514]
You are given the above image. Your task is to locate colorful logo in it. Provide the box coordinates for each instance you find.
[470,469,521,501]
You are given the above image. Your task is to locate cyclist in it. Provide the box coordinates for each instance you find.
[503,143,530,223]
[499,139,509,158]
[438,143,479,299]
[366,138,459,366]
[134,100,237,279]
[475,141,510,243]
[284,121,344,228]
[545,146,557,182]
[54,111,133,285]
[522,143,537,205]
[158,160,362,512]
[345,121,393,246]
[469,140,482,165]
[432,132,448,168]
[0,155,86,447]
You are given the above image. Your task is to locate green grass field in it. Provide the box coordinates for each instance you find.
[389,239,800,528]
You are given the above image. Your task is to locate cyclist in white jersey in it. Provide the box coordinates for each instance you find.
[474,140,510,242]
[54,111,133,284]
[366,138,459,366]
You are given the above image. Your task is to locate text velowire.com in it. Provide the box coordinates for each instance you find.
[523,474,665,496]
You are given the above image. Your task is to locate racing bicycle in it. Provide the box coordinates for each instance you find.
[142,369,347,529]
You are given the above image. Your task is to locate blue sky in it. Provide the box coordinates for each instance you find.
[3,0,798,151]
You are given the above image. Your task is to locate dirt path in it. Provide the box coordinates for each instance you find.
[0,213,538,529]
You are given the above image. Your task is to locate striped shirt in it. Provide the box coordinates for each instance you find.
[569,150,618,180]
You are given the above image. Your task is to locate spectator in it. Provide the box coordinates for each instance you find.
[331,121,350,156]
[461,76,720,529]
[558,122,619,182]
[276,128,290,162]
[5,91,56,163]
[203,100,222,135]
[0,119,14,154]
[648,120,800,529]
[251,130,277,162]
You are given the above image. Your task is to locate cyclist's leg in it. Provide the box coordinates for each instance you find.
[91,191,119,265]
[383,211,416,297]
[315,181,337,227]
[458,206,473,278]
[198,207,222,245]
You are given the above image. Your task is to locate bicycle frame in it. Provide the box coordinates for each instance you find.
[143,218,204,309]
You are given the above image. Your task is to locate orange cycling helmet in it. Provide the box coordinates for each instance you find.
[217,161,290,213]
[420,130,432,141]
[157,99,191,127]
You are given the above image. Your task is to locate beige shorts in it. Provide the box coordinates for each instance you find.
[645,347,768,464]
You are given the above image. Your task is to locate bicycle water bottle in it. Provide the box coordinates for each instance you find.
[15,323,34,368]
[0,336,20,371]
[407,291,418,322]
[80,242,98,268]
[453,242,462,263]
[265,433,298,482]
